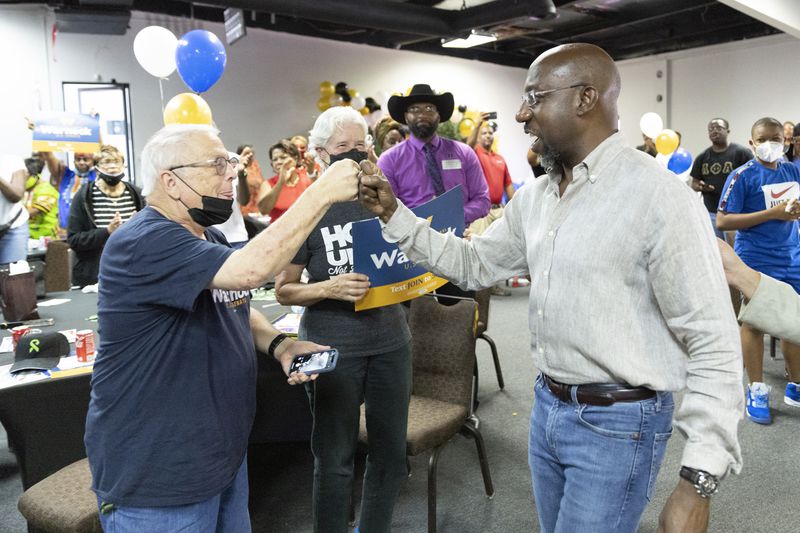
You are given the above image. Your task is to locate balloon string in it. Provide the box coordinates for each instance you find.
[159,77,166,113]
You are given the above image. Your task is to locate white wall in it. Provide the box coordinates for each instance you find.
[4,4,800,182]
[617,34,800,159]
[1,6,532,183]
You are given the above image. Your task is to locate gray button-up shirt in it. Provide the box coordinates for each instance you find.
[382,132,743,476]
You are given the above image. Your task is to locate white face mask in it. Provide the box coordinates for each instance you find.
[754,141,784,163]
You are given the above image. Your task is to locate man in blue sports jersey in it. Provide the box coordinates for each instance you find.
[718,116,800,424]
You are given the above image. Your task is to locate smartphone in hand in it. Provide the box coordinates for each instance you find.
[486,111,498,120]
[289,349,339,375]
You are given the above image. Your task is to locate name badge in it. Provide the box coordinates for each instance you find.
[442,159,462,170]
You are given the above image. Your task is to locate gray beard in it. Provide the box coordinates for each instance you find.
[538,144,562,173]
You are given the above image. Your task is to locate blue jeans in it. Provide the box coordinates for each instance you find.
[98,454,251,532]
[0,222,28,263]
[529,374,673,533]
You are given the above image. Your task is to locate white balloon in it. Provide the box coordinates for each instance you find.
[639,112,663,139]
[350,95,366,110]
[133,26,178,78]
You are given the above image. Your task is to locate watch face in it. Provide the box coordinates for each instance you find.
[697,473,718,494]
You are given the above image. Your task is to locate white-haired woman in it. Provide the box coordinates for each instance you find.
[276,107,412,533]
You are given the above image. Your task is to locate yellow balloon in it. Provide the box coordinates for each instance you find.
[458,118,476,139]
[359,106,370,116]
[655,129,679,155]
[348,88,358,98]
[163,93,212,125]
[463,109,480,122]
[320,81,335,97]
[317,96,331,112]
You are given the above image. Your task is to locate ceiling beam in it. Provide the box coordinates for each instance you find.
[718,0,800,39]
[165,0,555,38]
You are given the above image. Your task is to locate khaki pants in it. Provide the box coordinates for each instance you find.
[468,205,504,236]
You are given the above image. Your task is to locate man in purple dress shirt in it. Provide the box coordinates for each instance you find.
[378,84,490,227]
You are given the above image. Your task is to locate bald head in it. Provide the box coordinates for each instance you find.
[533,43,620,127]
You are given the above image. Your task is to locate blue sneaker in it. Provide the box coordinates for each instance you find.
[746,382,771,424]
[785,382,800,407]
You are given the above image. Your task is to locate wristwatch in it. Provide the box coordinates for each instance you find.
[679,466,719,498]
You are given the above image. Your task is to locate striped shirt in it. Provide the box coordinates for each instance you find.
[91,183,137,229]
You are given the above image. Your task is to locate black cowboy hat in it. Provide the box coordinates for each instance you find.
[387,84,454,125]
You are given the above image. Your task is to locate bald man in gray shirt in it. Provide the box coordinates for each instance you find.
[360,43,741,533]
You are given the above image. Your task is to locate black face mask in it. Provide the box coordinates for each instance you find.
[328,149,368,165]
[98,171,124,187]
[173,173,234,227]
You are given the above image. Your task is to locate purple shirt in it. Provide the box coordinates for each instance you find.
[378,135,490,225]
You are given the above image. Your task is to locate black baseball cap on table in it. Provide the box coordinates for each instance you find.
[10,332,70,374]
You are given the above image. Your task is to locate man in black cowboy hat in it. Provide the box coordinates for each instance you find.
[377,83,490,227]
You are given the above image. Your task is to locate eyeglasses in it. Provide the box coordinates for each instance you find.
[521,84,586,108]
[169,156,239,176]
[406,104,438,115]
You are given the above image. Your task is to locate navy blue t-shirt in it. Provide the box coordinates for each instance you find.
[718,160,800,272]
[85,206,256,507]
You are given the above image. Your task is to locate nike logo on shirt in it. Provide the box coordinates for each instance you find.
[771,185,794,199]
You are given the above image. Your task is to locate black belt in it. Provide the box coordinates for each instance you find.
[543,374,655,406]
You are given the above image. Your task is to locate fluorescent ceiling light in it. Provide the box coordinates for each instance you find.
[441,30,497,48]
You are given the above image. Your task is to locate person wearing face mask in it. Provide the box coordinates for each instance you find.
[257,139,314,222]
[717,116,800,425]
[84,124,361,531]
[275,106,412,533]
[67,144,143,287]
[23,154,59,239]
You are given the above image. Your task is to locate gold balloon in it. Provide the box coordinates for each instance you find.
[317,96,331,112]
[655,129,679,155]
[458,118,476,139]
[163,93,212,125]
[359,106,370,116]
[348,88,358,98]
[320,81,335,97]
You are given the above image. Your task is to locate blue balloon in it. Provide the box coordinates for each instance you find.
[175,30,226,93]
[667,147,692,174]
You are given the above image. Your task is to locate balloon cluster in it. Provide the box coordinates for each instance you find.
[133,26,227,126]
[639,112,692,174]
[317,81,372,115]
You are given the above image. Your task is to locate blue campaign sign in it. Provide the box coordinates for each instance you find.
[352,186,464,311]
[32,112,101,153]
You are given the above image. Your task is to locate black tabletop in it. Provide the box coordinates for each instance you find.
[0,289,99,367]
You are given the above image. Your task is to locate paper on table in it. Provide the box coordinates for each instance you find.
[56,355,94,370]
[0,336,12,353]
[59,329,77,343]
[272,313,302,336]
[0,364,50,390]
[38,298,72,307]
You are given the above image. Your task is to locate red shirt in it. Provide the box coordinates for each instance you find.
[240,159,266,216]
[474,145,512,205]
[267,168,312,222]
